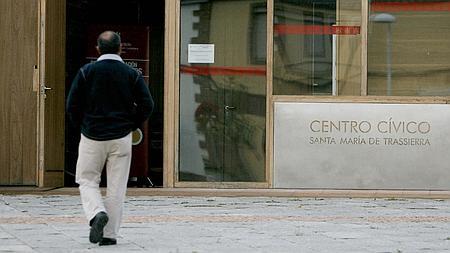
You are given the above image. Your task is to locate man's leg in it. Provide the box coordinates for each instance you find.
[75,134,108,223]
[103,133,132,240]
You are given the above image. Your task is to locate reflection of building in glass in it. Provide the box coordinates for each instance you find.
[368,1,450,96]
[179,0,266,182]
[273,0,363,96]
[274,1,336,95]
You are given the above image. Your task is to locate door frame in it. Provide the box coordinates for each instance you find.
[37,0,46,187]
[164,0,273,188]
[36,0,66,187]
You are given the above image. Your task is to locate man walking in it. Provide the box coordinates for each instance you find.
[66,31,154,246]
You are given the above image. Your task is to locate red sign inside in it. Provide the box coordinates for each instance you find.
[86,25,150,82]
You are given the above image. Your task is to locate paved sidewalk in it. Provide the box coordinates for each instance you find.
[1,194,450,252]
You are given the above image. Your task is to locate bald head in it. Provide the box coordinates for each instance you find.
[97,31,121,55]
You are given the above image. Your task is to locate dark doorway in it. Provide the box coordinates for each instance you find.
[65,0,165,187]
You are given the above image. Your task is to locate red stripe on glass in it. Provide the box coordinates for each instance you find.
[371,2,450,12]
[273,25,360,35]
[180,65,266,76]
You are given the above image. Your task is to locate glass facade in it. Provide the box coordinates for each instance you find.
[273,0,362,95]
[179,0,267,182]
[368,0,450,96]
[176,0,450,185]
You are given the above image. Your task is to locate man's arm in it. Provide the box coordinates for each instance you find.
[132,74,154,130]
[66,69,86,128]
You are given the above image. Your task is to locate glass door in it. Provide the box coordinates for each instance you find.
[178,0,267,182]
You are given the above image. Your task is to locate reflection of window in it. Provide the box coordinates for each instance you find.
[250,4,267,65]
[303,11,326,57]
[273,0,361,96]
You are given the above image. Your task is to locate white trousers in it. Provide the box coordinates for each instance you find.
[75,133,132,239]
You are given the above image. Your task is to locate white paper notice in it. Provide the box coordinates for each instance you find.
[188,44,214,63]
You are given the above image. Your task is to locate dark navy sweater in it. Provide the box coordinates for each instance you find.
[66,59,154,141]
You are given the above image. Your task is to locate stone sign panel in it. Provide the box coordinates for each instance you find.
[274,102,450,189]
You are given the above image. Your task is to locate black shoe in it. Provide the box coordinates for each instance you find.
[89,212,108,243]
[99,237,117,246]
